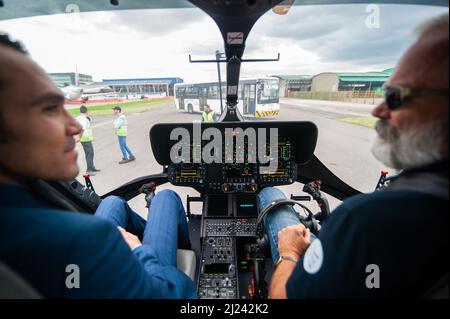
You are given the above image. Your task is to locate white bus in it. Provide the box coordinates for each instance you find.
[174,77,280,118]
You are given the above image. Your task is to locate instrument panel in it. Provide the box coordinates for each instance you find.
[151,121,318,193]
[167,137,297,193]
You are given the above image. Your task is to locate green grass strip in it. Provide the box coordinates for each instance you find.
[339,116,377,129]
[68,99,174,116]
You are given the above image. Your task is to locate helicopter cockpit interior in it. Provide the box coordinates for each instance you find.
[0,0,448,300]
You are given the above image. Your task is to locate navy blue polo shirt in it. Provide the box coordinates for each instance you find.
[287,165,448,298]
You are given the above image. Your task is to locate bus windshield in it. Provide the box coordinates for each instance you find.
[174,78,281,117]
[258,79,280,104]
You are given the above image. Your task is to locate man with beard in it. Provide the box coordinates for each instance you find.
[262,14,449,298]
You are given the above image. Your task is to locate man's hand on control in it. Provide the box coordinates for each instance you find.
[278,224,311,259]
[269,224,311,299]
[118,226,142,250]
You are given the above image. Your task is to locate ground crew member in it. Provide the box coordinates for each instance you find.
[202,104,217,122]
[76,105,99,174]
[113,106,136,164]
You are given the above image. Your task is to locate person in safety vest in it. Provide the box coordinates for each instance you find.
[113,106,135,164]
[201,104,217,123]
[75,105,100,175]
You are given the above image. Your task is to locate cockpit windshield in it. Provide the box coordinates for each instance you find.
[0,1,447,209]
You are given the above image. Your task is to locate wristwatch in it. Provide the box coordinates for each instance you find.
[275,255,299,268]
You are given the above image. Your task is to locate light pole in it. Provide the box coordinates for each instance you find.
[216,50,225,114]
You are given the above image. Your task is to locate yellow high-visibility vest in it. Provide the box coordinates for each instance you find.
[202,111,216,123]
[115,115,128,136]
[80,128,94,142]
[76,115,94,142]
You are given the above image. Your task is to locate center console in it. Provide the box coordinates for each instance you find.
[197,194,259,299]
[198,236,238,299]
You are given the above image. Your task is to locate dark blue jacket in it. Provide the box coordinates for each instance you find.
[0,183,197,298]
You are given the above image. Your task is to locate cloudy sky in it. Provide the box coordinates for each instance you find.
[0,3,447,82]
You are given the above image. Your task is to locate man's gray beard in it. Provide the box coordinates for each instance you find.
[371,119,447,170]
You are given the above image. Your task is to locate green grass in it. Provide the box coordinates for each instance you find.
[339,116,377,129]
[68,99,174,116]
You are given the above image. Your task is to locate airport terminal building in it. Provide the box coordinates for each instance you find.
[49,73,184,99]
[49,72,93,87]
[275,68,393,97]
[102,77,184,97]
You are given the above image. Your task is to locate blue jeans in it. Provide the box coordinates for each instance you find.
[94,189,191,267]
[118,136,134,160]
[258,187,317,264]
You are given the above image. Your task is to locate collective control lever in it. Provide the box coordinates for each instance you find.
[303,180,330,222]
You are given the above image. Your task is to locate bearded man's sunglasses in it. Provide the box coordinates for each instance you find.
[384,84,449,110]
